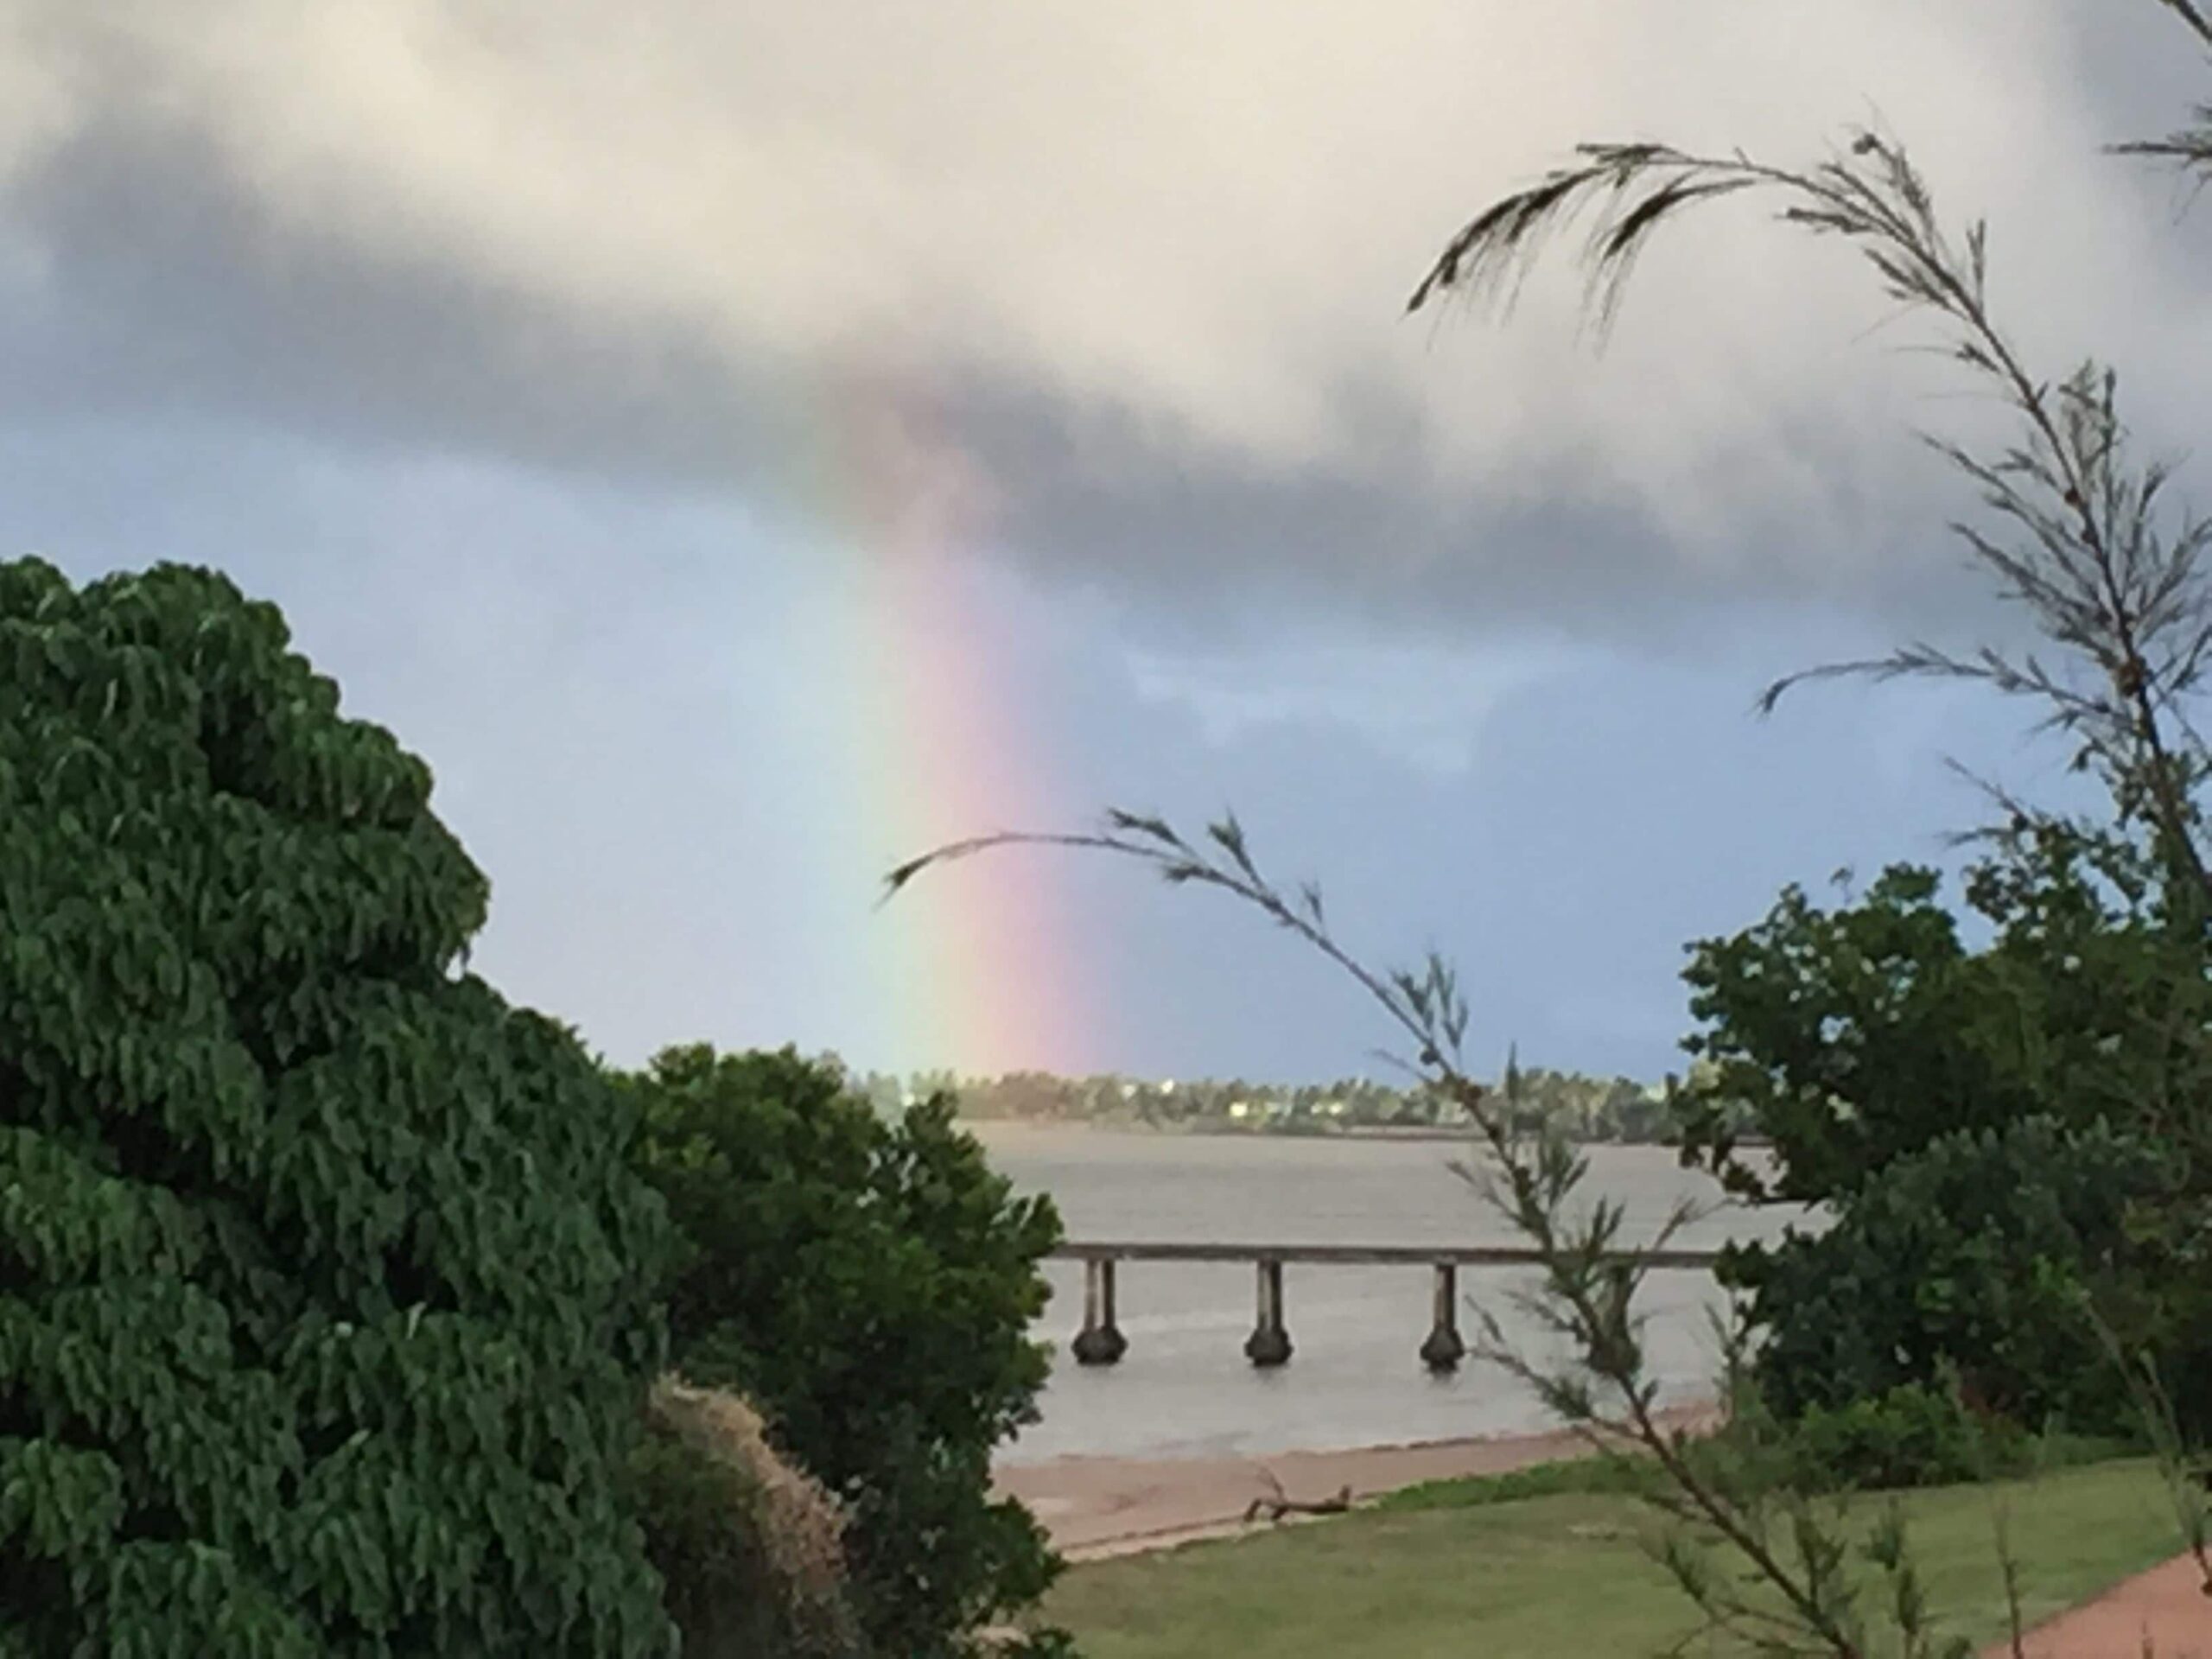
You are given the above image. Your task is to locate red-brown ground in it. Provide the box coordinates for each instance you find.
[1984,1550,2211,1658]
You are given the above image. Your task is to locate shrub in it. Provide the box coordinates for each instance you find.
[1774,1381,2030,1493]
[632,1376,861,1658]
[626,1045,1065,1659]
[0,558,677,1655]
[1723,1116,2177,1440]
[1701,1368,2145,1501]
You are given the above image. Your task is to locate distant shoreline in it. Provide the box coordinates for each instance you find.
[957,1116,1720,1149]
[961,1117,1483,1143]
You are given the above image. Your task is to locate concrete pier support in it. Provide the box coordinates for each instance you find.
[1071,1256,1128,1366]
[1243,1257,1293,1367]
[1418,1261,1467,1372]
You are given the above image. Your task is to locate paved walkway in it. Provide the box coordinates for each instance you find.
[1986,1550,2209,1658]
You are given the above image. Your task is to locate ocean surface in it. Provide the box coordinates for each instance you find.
[974,1124,1818,1465]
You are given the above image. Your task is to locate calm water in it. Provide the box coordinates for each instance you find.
[975,1125,1816,1465]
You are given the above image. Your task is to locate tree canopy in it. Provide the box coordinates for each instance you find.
[0,558,677,1656]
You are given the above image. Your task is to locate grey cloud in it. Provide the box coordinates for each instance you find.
[0,0,2204,640]
[1,122,791,487]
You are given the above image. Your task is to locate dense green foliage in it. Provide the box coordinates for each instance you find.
[1675,830,2206,1203]
[626,1045,1065,1659]
[1723,1119,2169,1434]
[0,559,678,1653]
[1676,821,2212,1446]
[1760,1382,2031,1495]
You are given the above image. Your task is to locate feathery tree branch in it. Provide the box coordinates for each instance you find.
[1409,124,2212,916]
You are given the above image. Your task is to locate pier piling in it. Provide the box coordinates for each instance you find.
[1418,1261,1467,1372]
[1071,1255,1128,1366]
[1243,1256,1293,1368]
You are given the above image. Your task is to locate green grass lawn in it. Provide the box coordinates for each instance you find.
[1040,1459,2186,1658]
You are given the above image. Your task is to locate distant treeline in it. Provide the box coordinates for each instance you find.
[842,1064,1713,1144]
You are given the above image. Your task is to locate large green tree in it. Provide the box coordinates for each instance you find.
[0,558,677,1655]
[626,1045,1064,1659]
[1669,820,2212,1435]
[1675,821,2212,1207]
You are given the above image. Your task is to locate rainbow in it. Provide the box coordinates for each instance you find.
[797,362,1093,1080]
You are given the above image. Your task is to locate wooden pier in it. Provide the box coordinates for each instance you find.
[1048,1242,1724,1372]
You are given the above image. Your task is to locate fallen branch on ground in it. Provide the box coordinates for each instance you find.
[1242,1469,1356,1524]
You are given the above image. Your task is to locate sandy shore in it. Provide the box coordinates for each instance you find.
[993,1402,1718,1560]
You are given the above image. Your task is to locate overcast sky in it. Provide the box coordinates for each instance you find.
[3,3,2205,1084]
